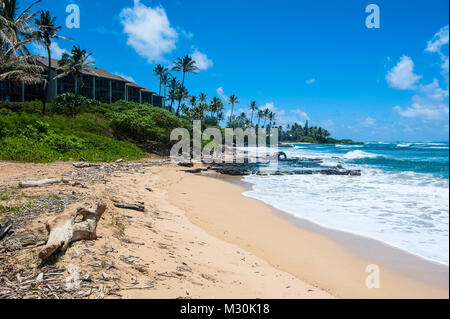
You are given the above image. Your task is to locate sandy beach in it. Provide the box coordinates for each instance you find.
[0,159,448,299]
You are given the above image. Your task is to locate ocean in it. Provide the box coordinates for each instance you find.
[242,142,450,265]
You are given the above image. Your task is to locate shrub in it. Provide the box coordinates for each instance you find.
[51,93,101,116]
[110,103,192,153]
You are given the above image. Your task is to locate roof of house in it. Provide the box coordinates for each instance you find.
[32,55,157,95]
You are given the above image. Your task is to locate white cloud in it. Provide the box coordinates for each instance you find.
[216,86,228,102]
[191,49,213,71]
[425,25,449,78]
[425,25,449,54]
[394,79,449,121]
[291,109,310,120]
[33,42,68,60]
[305,78,316,85]
[114,72,135,83]
[120,0,178,63]
[181,30,194,39]
[386,55,422,90]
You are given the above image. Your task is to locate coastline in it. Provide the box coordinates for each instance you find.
[1,160,447,299]
[162,168,449,299]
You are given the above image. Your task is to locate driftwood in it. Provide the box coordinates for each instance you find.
[114,202,145,212]
[39,203,107,260]
[0,220,13,241]
[19,178,62,188]
[73,162,101,168]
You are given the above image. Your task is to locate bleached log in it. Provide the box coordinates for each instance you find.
[19,178,62,188]
[39,203,107,260]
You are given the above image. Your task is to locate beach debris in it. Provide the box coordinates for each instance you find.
[73,162,101,169]
[145,187,153,192]
[19,178,62,188]
[0,220,13,241]
[113,202,146,212]
[115,158,123,163]
[39,202,107,260]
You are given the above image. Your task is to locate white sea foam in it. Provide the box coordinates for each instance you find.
[243,169,450,264]
[343,150,380,160]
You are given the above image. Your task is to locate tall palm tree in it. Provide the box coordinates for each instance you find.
[160,71,170,108]
[257,109,264,127]
[228,94,238,123]
[249,101,258,127]
[56,45,94,95]
[30,10,71,114]
[171,55,199,88]
[167,77,179,113]
[175,85,189,116]
[263,108,270,127]
[210,97,223,121]
[268,111,276,128]
[0,0,41,54]
[152,64,167,96]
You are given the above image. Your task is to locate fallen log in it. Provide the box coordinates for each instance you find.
[19,178,62,188]
[114,202,145,212]
[39,203,107,260]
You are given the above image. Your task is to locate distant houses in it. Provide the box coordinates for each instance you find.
[0,55,164,107]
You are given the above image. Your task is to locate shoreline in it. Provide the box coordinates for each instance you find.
[238,177,449,287]
[163,168,449,298]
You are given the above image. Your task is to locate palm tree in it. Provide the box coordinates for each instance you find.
[175,85,189,116]
[0,40,42,84]
[171,55,199,88]
[167,77,179,113]
[210,97,223,121]
[263,108,270,127]
[0,0,41,55]
[268,111,276,128]
[152,64,167,96]
[189,95,197,108]
[257,109,264,127]
[249,101,258,127]
[160,71,170,108]
[56,45,94,95]
[30,10,71,114]
[228,94,239,123]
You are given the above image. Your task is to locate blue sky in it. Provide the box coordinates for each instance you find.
[31,0,449,141]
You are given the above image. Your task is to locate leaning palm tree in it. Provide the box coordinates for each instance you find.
[30,10,71,114]
[171,55,198,88]
[56,45,94,95]
[249,101,258,126]
[152,64,166,96]
[228,94,238,123]
[0,0,41,55]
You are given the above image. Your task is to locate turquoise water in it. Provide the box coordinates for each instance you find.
[294,142,449,179]
[243,142,450,264]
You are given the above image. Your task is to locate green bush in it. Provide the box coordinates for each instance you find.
[0,112,146,163]
[51,93,101,116]
[0,100,44,113]
[110,103,192,153]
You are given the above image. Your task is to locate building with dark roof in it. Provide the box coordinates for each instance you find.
[0,55,164,107]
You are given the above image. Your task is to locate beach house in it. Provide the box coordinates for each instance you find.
[0,55,164,107]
